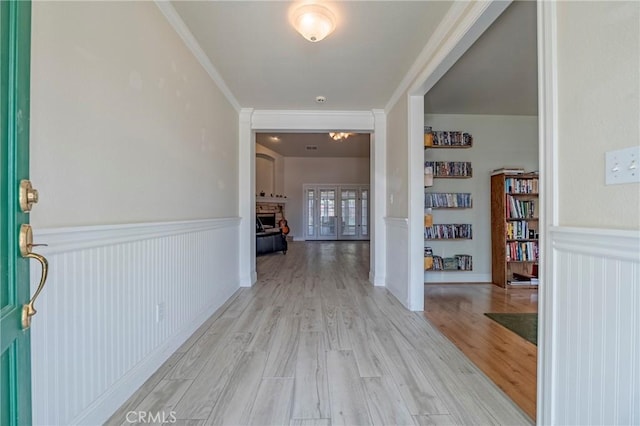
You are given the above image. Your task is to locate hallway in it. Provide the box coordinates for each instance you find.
[107,242,531,425]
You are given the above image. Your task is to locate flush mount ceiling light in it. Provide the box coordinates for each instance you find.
[329,132,352,141]
[291,4,336,42]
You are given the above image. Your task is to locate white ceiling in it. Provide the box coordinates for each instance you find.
[256,132,370,157]
[424,0,538,116]
[171,1,451,110]
[171,1,538,156]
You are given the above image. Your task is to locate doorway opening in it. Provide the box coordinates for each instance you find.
[412,0,540,420]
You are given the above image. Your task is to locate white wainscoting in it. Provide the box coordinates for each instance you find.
[548,226,639,425]
[29,218,241,426]
[385,217,409,308]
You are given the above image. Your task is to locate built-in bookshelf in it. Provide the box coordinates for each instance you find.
[491,172,540,289]
[423,128,474,273]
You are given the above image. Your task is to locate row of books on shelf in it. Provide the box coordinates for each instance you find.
[424,127,473,147]
[425,224,472,240]
[506,221,537,240]
[506,195,537,219]
[424,161,472,177]
[424,248,473,271]
[424,192,472,208]
[505,176,539,194]
[506,241,538,262]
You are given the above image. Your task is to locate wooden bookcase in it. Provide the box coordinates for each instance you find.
[491,172,539,288]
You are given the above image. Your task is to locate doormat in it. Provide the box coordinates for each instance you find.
[484,313,537,345]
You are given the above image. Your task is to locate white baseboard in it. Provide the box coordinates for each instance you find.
[424,272,492,283]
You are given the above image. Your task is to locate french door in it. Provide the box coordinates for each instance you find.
[304,184,369,241]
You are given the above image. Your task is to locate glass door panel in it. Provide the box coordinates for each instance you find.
[340,189,358,238]
[360,188,369,238]
[318,188,337,239]
[305,188,316,239]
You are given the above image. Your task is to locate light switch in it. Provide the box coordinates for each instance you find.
[605,146,640,185]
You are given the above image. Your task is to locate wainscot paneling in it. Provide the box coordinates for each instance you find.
[29,218,241,425]
[385,217,409,308]
[549,226,639,425]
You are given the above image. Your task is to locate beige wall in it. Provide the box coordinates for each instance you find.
[283,157,370,239]
[557,1,640,229]
[386,96,409,218]
[255,143,284,197]
[30,1,239,228]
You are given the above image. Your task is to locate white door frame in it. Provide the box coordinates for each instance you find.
[403,0,557,422]
[239,110,386,287]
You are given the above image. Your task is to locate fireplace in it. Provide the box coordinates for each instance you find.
[257,213,276,230]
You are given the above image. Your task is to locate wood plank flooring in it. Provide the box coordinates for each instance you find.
[107,242,531,426]
[424,284,538,421]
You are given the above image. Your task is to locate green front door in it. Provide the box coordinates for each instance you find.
[1,1,33,424]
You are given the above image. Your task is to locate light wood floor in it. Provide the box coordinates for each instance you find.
[107,242,531,426]
[424,284,538,421]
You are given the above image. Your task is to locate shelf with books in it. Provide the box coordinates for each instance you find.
[423,128,473,148]
[491,172,539,288]
[424,249,473,271]
[425,224,472,240]
[425,192,472,209]
[424,161,473,178]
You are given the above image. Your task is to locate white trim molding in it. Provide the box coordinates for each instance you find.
[550,227,640,263]
[424,273,492,284]
[371,109,387,286]
[387,0,511,112]
[34,217,240,255]
[243,108,384,292]
[30,219,241,425]
[154,1,241,112]
[408,95,425,311]
[239,108,256,287]
[538,1,559,423]
[251,110,375,132]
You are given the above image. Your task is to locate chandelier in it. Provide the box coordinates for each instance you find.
[329,132,352,141]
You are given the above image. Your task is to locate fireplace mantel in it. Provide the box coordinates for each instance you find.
[256,196,287,204]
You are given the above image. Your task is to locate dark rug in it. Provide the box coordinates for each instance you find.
[484,313,537,345]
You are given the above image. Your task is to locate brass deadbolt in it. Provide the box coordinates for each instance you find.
[19,180,39,212]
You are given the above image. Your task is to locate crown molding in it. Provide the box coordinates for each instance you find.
[385,0,511,113]
[155,1,241,112]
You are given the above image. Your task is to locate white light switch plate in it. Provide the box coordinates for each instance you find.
[605,146,640,185]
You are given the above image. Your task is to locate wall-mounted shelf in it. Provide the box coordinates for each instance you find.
[424,161,473,178]
[424,132,474,276]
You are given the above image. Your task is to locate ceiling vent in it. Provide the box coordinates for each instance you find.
[305,145,318,151]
